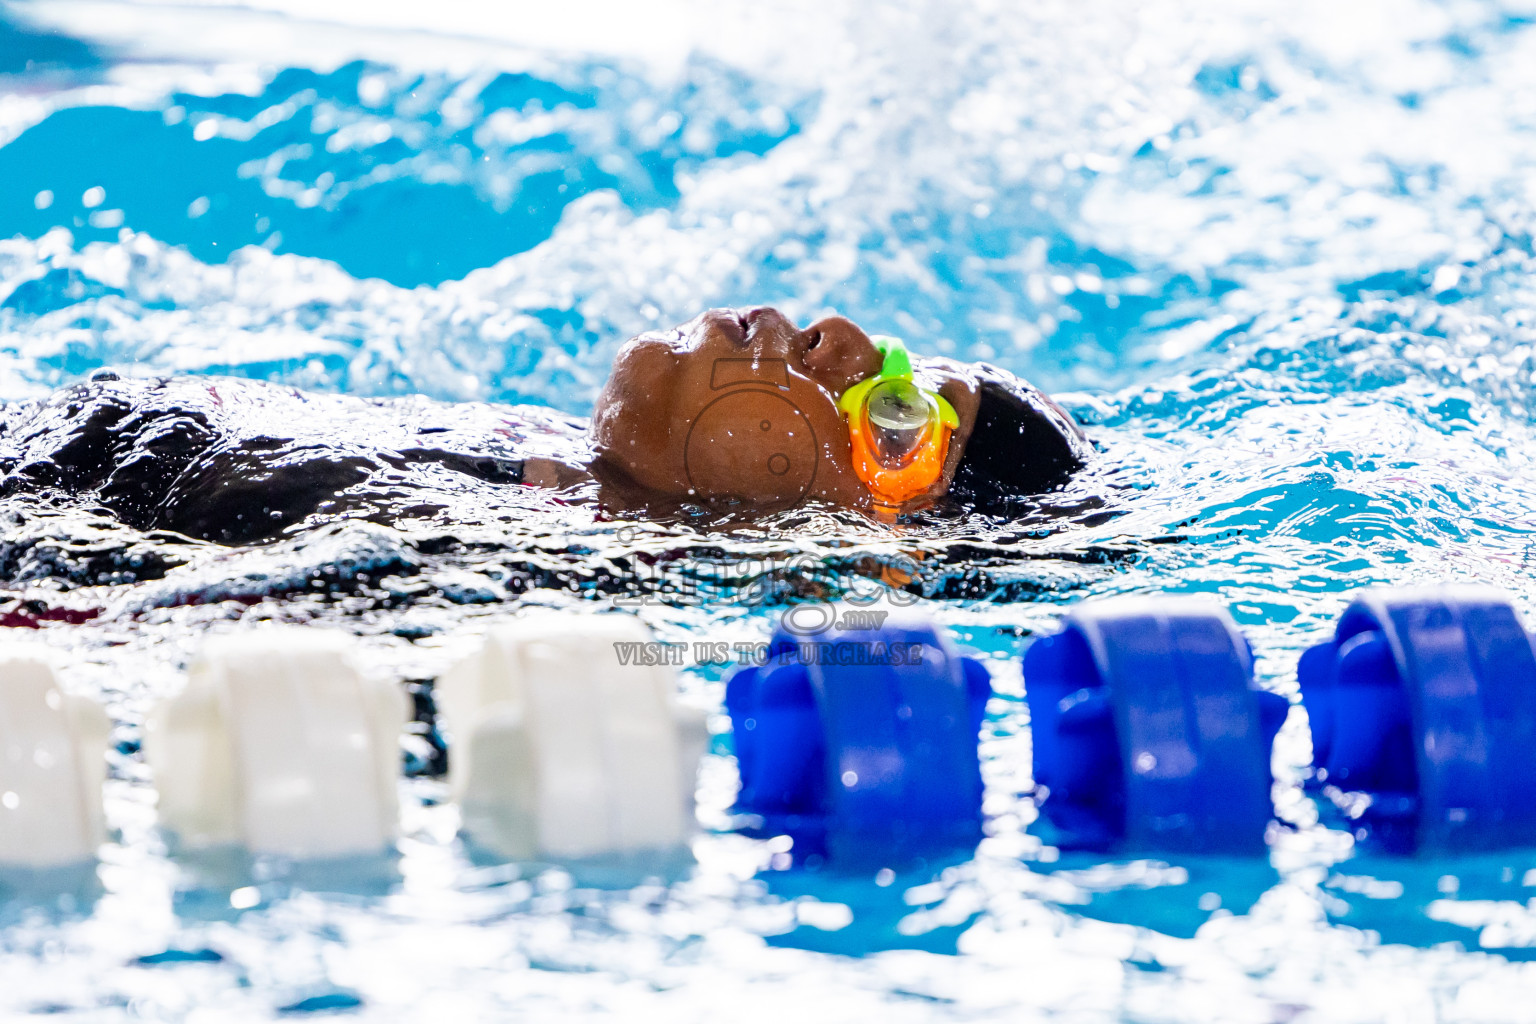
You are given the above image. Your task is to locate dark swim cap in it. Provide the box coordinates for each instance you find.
[948,364,1091,509]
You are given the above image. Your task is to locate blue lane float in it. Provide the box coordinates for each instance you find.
[1298,585,1536,853]
[1023,597,1289,854]
[725,611,992,866]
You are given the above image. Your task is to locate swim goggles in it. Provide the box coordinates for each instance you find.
[837,336,958,506]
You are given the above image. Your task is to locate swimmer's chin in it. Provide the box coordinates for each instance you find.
[591,491,886,532]
[520,457,595,490]
[476,455,916,523]
[577,453,961,529]
[522,456,813,525]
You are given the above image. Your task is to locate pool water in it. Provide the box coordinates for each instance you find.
[5,0,1536,1020]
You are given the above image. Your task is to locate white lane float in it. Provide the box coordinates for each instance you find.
[0,648,112,869]
[436,613,707,862]
[145,629,409,859]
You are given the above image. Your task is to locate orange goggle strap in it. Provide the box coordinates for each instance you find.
[837,336,959,506]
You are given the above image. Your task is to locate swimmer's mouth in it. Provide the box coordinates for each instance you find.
[711,306,787,349]
[704,308,750,347]
[734,307,778,346]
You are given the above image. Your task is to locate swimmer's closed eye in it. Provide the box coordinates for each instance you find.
[837,336,958,506]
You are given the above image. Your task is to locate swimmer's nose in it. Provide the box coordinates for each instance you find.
[732,307,886,393]
[798,316,884,396]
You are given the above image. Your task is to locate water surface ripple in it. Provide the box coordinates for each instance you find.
[4,1,1536,1020]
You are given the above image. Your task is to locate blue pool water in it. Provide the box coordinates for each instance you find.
[5,0,1536,1020]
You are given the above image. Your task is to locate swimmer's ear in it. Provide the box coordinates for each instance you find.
[799,317,885,395]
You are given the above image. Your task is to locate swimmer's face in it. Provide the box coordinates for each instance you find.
[591,307,980,510]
